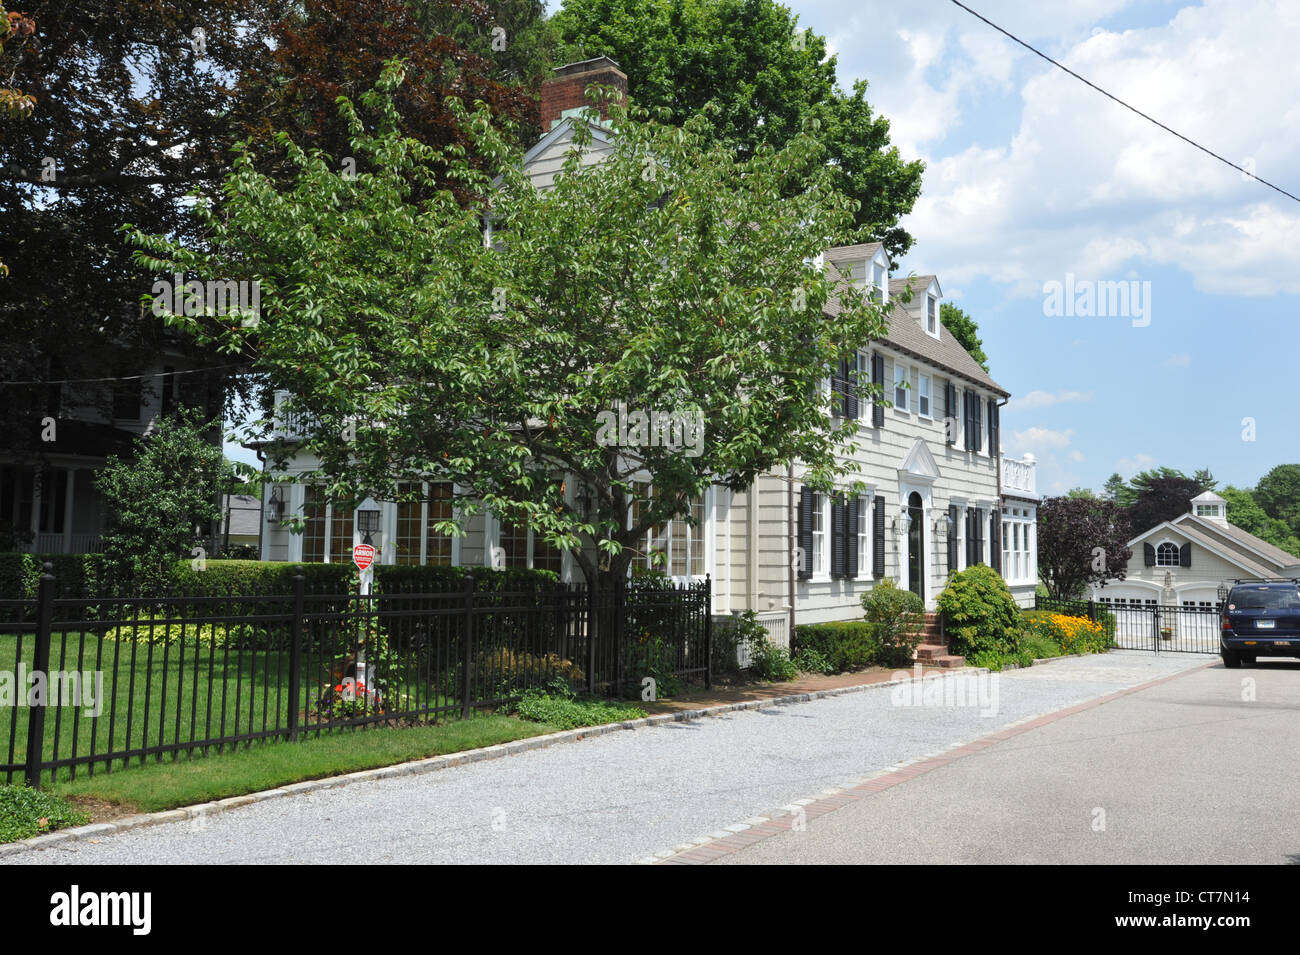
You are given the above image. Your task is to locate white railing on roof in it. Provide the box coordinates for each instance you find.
[1001,454,1037,498]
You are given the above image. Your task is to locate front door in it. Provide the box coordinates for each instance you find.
[907,491,924,600]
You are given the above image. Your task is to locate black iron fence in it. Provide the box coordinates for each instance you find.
[1,566,712,788]
[1034,595,1220,654]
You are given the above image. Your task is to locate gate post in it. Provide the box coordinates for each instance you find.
[1087,599,1097,624]
[1152,606,1160,654]
[287,568,305,742]
[704,575,713,689]
[461,572,475,720]
[24,563,55,789]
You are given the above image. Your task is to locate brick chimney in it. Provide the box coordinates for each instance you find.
[539,56,628,133]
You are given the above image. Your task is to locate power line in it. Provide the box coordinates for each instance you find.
[1,363,246,387]
[948,0,1300,204]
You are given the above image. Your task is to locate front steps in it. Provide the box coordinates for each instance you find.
[913,612,965,668]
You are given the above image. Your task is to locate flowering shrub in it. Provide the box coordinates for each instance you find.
[474,648,585,699]
[1024,612,1109,655]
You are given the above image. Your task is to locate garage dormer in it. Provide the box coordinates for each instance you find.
[1190,490,1228,526]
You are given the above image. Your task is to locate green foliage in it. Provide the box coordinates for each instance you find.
[130,62,889,585]
[552,0,923,255]
[1254,464,1300,537]
[861,579,925,667]
[968,648,1033,672]
[747,634,799,682]
[937,564,1023,658]
[0,786,89,844]
[938,302,989,372]
[95,409,230,595]
[792,620,881,672]
[513,687,646,730]
[791,645,834,675]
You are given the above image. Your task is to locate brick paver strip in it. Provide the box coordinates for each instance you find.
[652,658,1215,864]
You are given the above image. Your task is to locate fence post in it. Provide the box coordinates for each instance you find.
[587,578,597,694]
[1087,599,1097,624]
[1152,606,1160,654]
[704,575,713,689]
[287,568,305,742]
[24,562,55,789]
[462,572,475,720]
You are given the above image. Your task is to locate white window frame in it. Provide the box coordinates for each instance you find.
[1156,541,1180,567]
[926,295,938,335]
[811,493,828,579]
[893,360,909,412]
[856,492,873,578]
[918,374,931,419]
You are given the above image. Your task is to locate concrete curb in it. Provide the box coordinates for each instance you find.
[0,650,1175,858]
[0,665,970,858]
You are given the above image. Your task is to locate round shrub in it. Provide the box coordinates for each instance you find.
[937,564,1023,658]
[861,579,926,667]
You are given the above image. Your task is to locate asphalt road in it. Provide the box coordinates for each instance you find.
[2,651,1220,865]
[719,659,1300,864]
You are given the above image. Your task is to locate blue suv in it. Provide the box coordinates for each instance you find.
[1220,579,1300,667]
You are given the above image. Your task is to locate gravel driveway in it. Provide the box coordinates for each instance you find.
[4,651,1209,865]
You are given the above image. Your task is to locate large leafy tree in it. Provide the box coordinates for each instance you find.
[130,68,889,586]
[1253,464,1300,538]
[1037,496,1133,599]
[938,302,989,372]
[1118,466,1215,535]
[551,0,923,259]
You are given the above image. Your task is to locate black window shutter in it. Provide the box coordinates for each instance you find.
[947,504,959,574]
[1179,542,1191,567]
[973,395,983,452]
[1143,543,1156,566]
[963,391,974,451]
[989,402,999,457]
[964,508,973,566]
[990,511,1001,573]
[946,382,958,445]
[871,353,885,428]
[872,496,885,578]
[844,357,858,419]
[846,497,860,577]
[830,494,847,579]
[797,488,814,579]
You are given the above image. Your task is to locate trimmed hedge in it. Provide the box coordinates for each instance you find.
[792,621,880,673]
[937,564,1024,658]
[0,552,110,600]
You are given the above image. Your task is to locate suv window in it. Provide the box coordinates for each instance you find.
[1229,587,1300,611]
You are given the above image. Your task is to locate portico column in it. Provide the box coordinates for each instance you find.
[62,467,75,552]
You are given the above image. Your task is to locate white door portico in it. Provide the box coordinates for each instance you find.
[897,438,939,608]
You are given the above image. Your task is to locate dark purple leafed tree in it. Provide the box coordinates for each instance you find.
[1037,496,1133,600]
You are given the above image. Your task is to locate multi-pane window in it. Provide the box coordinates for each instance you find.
[394,482,454,565]
[1156,542,1179,566]
[927,296,938,334]
[301,485,326,563]
[637,488,704,578]
[811,493,826,577]
[1196,504,1220,518]
[857,495,871,578]
[893,362,908,410]
[497,520,531,568]
[871,262,886,303]
[919,375,931,417]
[329,505,355,564]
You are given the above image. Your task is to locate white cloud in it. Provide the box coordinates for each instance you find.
[1117,452,1157,475]
[1009,426,1074,451]
[1069,450,1086,462]
[1006,389,1095,411]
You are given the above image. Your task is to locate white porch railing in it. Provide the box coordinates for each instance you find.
[1001,454,1038,499]
[271,390,319,441]
[32,533,102,554]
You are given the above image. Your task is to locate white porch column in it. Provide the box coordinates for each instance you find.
[62,468,76,552]
[29,470,42,545]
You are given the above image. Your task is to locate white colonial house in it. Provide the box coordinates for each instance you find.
[254,57,1040,641]
[1092,491,1300,610]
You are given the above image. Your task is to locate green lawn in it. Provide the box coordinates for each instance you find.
[0,631,457,785]
[51,715,556,815]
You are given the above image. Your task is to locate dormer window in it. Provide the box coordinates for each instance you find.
[926,295,938,335]
[1195,503,1221,519]
[871,261,886,304]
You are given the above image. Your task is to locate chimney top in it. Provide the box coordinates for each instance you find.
[539,57,628,133]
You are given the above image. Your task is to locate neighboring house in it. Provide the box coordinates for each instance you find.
[255,57,1040,639]
[1092,491,1300,609]
[0,349,222,556]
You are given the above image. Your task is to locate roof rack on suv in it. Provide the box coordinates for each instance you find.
[1230,578,1300,584]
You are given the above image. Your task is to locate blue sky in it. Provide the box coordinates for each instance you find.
[229,0,1300,494]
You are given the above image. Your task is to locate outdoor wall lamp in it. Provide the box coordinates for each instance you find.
[266,486,284,523]
[356,496,381,545]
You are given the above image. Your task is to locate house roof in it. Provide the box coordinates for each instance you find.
[1174,513,1298,568]
[823,264,1008,395]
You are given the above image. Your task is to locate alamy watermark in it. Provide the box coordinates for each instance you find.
[595,400,704,457]
[1,666,104,717]
[890,665,1000,717]
[1042,273,1151,328]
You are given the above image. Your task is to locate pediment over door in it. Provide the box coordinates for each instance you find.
[897,438,940,486]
